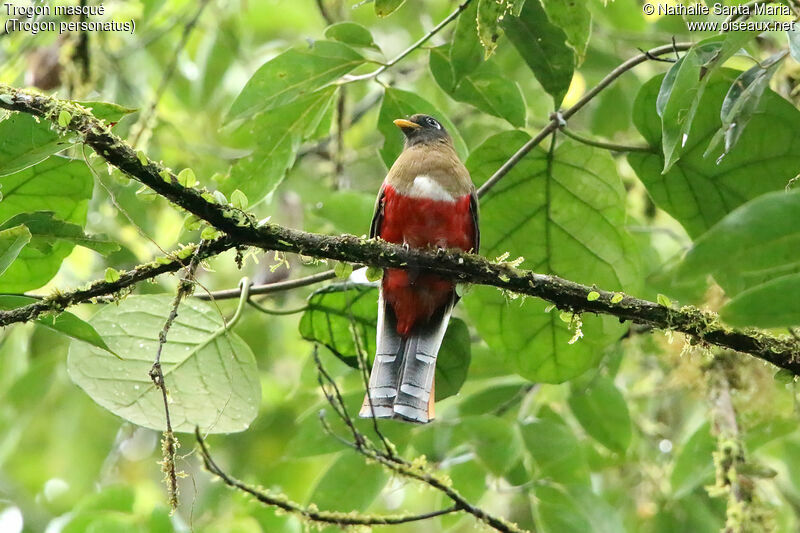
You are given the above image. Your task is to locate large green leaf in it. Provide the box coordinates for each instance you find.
[721,275,800,328]
[464,131,639,383]
[628,70,800,238]
[520,418,590,485]
[377,88,468,169]
[0,295,116,356]
[670,422,715,499]
[533,484,625,533]
[299,283,377,368]
[226,41,362,122]
[0,101,135,176]
[429,46,526,127]
[502,0,574,107]
[0,211,119,255]
[308,452,388,516]
[461,415,523,476]
[568,376,632,454]
[67,295,261,433]
[677,190,800,296]
[0,156,93,292]
[222,87,338,205]
[0,225,30,277]
[298,283,471,401]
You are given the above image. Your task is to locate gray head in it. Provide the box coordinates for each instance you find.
[393,114,451,147]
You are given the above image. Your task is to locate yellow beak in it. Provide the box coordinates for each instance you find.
[393,118,421,130]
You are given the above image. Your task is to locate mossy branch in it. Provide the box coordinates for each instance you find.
[195,428,460,527]
[0,236,236,327]
[2,82,800,378]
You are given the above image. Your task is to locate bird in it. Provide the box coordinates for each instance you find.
[359,113,479,424]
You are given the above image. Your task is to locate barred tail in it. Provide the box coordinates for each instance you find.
[359,293,454,424]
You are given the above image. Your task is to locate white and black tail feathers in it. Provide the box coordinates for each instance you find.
[359,292,453,424]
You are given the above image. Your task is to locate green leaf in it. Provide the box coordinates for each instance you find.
[721,274,800,327]
[226,41,362,121]
[533,484,625,533]
[377,88,468,169]
[670,422,715,499]
[58,110,72,127]
[434,317,471,401]
[222,87,338,205]
[0,102,135,176]
[0,211,119,255]
[0,295,116,356]
[568,376,632,454]
[104,267,121,283]
[520,418,591,485]
[324,22,379,50]
[0,157,93,292]
[789,26,800,63]
[704,51,785,159]
[429,46,526,127]
[540,0,592,64]
[299,283,377,368]
[502,0,574,107]
[308,452,387,515]
[0,225,31,277]
[67,295,261,433]
[464,132,639,383]
[0,114,72,176]
[476,0,508,59]
[230,188,248,210]
[177,168,197,187]
[299,283,471,399]
[656,36,752,172]
[461,415,523,476]
[628,70,800,238]
[678,190,800,296]
[374,0,405,17]
[449,0,483,83]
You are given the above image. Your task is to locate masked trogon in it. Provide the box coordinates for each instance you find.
[359,114,479,424]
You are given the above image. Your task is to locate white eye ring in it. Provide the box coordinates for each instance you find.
[427,118,441,129]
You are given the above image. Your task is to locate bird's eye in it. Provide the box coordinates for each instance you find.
[426,117,441,129]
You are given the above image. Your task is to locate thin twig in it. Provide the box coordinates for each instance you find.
[247,300,307,316]
[476,42,694,197]
[340,0,473,84]
[194,428,459,526]
[310,345,525,531]
[150,246,203,511]
[195,270,336,300]
[559,127,656,153]
[315,0,336,25]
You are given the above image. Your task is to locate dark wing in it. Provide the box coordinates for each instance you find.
[370,184,386,239]
[470,191,480,253]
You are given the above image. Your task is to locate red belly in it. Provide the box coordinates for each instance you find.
[379,185,475,336]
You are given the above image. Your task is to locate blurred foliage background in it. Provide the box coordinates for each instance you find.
[2,0,800,532]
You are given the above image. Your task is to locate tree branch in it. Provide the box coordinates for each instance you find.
[340,0,473,84]
[3,38,800,378]
[476,41,694,197]
[195,428,460,527]
[0,237,236,327]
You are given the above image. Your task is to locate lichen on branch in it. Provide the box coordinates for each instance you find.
[2,82,800,378]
